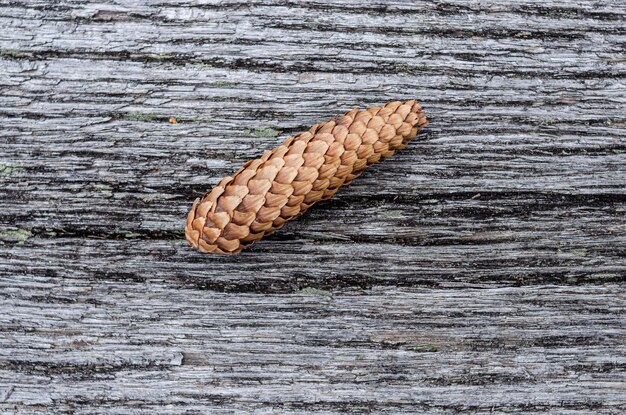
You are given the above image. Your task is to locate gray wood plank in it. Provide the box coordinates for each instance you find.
[1,281,625,414]
[1,0,625,413]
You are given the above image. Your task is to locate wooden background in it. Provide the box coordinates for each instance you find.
[1,0,625,413]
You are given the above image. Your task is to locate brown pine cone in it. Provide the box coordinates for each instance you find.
[185,100,428,254]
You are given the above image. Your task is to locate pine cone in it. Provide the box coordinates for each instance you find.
[185,100,428,254]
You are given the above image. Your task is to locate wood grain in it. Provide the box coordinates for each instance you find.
[1,0,625,413]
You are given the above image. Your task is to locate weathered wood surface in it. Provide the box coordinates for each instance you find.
[1,0,625,413]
